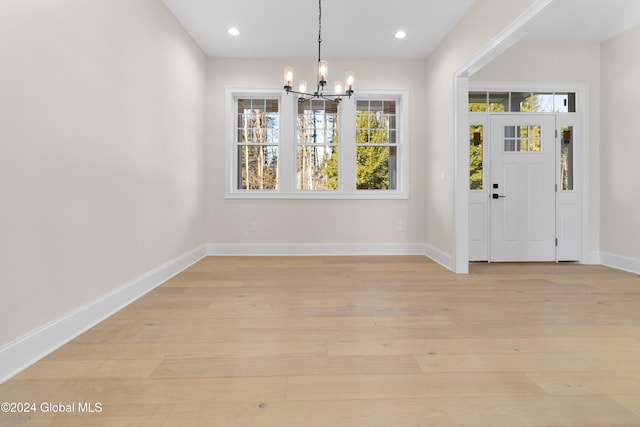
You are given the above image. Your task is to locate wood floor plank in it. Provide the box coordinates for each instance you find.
[12,361,105,380]
[40,343,124,361]
[40,377,288,405]
[18,404,171,427]
[90,360,163,379]
[328,337,640,357]
[415,351,640,373]
[613,395,640,418]
[528,371,640,396]
[108,341,327,359]
[0,379,79,405]
[73,326,402,345]
[159,397,640,427]
[150,355,421,378]
[285,373,546,400]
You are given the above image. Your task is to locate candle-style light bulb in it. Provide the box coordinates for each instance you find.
[334,81,343,95]
[345,71,354,95]
[298,81,307,101]
[284,67,293,90]
[318,61,328,86]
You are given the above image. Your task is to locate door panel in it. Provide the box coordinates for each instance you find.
[490,115,556,262]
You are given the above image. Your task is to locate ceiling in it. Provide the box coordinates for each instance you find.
[161,0,476,59]
[161,0,640,60]
[523,0,640,43]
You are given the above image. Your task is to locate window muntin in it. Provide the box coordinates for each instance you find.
[356,100,397,190]
[297,99,339,191]
[236,98,279,190]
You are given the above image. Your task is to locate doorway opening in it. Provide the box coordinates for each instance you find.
[468,88,583,263]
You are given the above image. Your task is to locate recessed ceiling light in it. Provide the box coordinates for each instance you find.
[228,27,240,36]
[395,30,407,39]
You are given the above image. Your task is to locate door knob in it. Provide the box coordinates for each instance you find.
[492,194,506,199]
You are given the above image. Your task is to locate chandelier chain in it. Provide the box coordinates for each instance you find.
[317,0,323,67]
[318,0,322,46]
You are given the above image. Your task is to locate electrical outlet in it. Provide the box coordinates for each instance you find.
[396,221,404,231]
[249,221,257,232]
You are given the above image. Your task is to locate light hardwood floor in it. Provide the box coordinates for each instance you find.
[2,256,640,426]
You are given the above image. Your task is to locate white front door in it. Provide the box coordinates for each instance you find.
[490,114,556,262]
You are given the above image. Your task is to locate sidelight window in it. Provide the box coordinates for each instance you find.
[560,125,574,190]
[469,124,484,190]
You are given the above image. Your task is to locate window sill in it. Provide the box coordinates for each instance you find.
[224,191,408,200]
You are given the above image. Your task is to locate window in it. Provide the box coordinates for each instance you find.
[560,125,574,190]
[297,99,339,191]
[469,124,483,190]
[469,91,507,112]
[503,125,541,152]
[235,98,279,190]
[226,89,407,199]
[469,91,576,113]
[356,100,397,190]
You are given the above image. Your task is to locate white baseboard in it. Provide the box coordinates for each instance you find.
[584,250,602,265]
[423,243,455,272]
[206,242,429,256]
[0,245,206,384]
[206,242,454,271]
[600,251,640,275]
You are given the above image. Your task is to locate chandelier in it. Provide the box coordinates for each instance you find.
[283,0,354,102]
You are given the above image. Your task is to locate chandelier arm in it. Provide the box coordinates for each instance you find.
[285,87,350,103]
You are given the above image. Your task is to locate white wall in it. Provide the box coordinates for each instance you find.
[205,58,427,250]
[600,23,640,262]
[471,41,602,255]
[0,0,206,347]
[423,0,539,263]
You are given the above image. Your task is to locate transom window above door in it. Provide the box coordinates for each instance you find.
[469,91,576,113]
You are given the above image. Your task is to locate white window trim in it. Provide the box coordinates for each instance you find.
[225,87,409,200]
